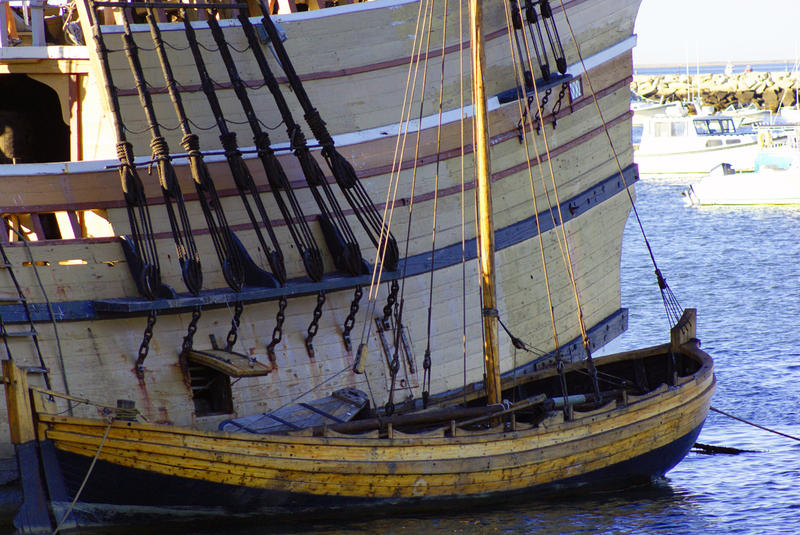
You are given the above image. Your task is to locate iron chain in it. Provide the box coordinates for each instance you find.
[341,285,363,351]
[305,291,326,358]
[385,324,404,416]
[551,82,569,127]
[381,280,399,329]
[225,301,244,351]
[181,306,202,355]
[533,87,552,134]
[135,310,158,378]
[385,351,400,416]
[267,296,288,363]
[422,347,432,407]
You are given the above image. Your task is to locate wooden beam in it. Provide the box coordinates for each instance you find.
[2,360,55,533]
[2,360,35,445]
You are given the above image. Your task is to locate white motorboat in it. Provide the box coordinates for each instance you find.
[684,150,800,205]
[635,108,760,175]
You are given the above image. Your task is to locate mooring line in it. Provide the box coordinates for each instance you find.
[52,419,114,535]
[711,406,800,442]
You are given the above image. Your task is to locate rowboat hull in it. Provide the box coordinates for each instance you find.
[46,422,704,521]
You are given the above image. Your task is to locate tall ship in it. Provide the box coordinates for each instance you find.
[0,0,714,531]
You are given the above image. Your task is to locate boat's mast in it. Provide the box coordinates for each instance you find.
[470,0,502,407]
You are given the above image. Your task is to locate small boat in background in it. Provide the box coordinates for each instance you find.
[684,142,800,205]
[635,107,761,175]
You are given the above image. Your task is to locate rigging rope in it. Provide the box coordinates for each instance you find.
[120,13,203,296]
[556,0,683,328]
[459,0,469,405]
[382,0,440,411]
[711,407,800,443]
[247,9,363,277]
[52,419,113,535]
[0,231,56,393]
[356,0,429,358]
[502,0,600,400]
[181,9,285,285]
[204,12,296,283]
[422,0,453,407]
[147,8,245,291]
[234,12,326,282]
[509,0,567,87]
[501,0,564,367]
[538,0,567,75]
[257,1,399,274]
[87,3,162,300]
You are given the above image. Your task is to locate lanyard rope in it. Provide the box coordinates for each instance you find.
[87,4,162,299]
[120,13,202,295]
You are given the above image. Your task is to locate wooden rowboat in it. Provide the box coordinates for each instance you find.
[4,309,713,530]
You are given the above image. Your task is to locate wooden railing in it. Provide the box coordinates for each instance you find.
[0,0,366,48]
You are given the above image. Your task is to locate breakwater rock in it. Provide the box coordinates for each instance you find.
[631,72,800,112]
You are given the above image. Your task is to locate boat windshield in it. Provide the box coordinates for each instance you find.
[694,118,736,135]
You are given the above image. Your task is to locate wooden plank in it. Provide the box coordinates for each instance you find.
[0,76,631,215]
[186,349,273,377]
[219,387,368,434]
[37,353,712,459]
[0,0,644,449]
[2,361,35,444]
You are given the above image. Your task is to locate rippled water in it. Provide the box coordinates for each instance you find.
[2,177,799,534]
[599,176,800,534]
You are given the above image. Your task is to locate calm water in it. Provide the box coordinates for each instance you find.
[2,177,799,534]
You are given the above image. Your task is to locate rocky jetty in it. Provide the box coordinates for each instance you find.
[631,72,800,112]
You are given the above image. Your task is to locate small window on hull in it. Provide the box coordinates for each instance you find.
[188,364,233,417]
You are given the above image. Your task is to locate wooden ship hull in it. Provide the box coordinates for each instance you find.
[0,0,719,530]
[0,0,642,462]
[4,309,714,530]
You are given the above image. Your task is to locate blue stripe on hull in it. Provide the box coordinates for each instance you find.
[47,420,706,524]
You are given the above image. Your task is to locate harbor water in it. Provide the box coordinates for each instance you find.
[1,177,799,534]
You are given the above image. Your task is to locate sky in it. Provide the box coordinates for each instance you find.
[633,0,800,66]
